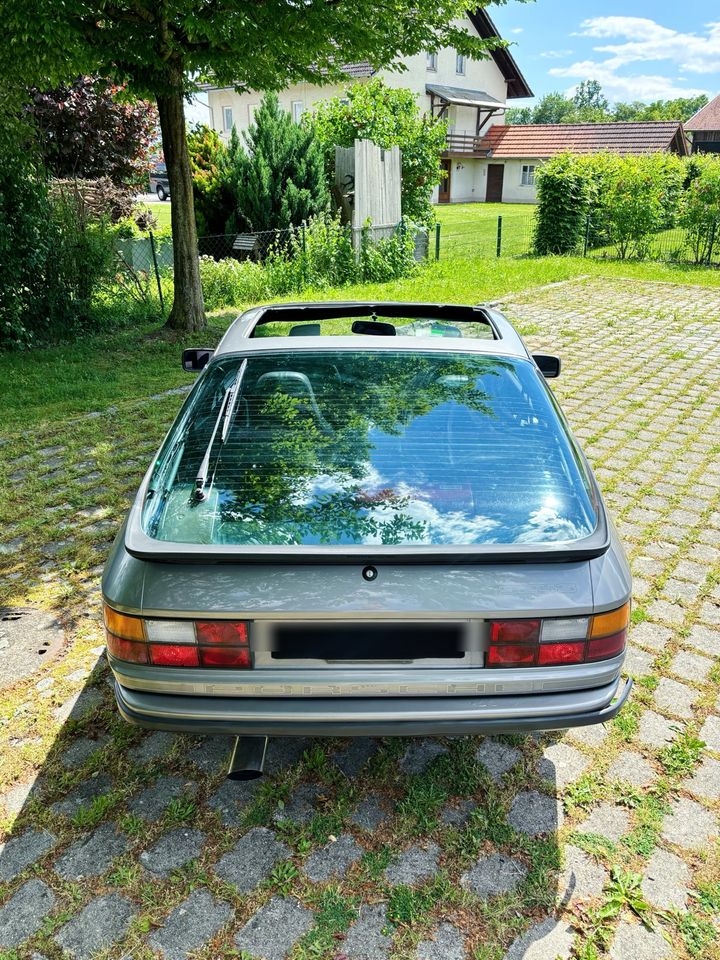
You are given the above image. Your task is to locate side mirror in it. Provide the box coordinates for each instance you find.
[182,348,214,372]
[532,353,561,378]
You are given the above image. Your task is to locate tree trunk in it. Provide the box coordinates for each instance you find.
[156,86,206,332]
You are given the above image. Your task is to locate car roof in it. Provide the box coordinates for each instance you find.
[213,301,531,361]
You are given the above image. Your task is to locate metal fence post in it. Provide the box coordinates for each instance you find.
[707,219,717,266]
[496,216,503,258]
[148,230,165,317]
[583,213,591,257]
[435,222,441,260]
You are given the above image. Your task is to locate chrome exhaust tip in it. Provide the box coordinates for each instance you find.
[227,735,268,781]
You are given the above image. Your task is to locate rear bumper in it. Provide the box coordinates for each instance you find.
[114,675,632,737]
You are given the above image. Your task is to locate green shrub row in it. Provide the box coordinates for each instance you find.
[534,152,720,262]
[199,215,418,311]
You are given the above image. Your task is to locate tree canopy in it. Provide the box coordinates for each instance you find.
[507,84,708,125]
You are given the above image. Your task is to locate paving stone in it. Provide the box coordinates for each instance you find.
[662,797,717,850]
[440,799,476,827]
[606,751,656,787]
[264,737,312,775]
[609,920,671,960]
[698,602,720,626]
[558,844,607,906]
[148,889,232,960]
[654,678,699,718]
[636,710,680,749]
[53,685,104,723]
[333,738,378,777]
[349,795,388,831]
[684,624,720,657]
[385,842,440,885]
[0,878,55,949]
[1,779,37,815]
[577,803,630,843]
[460,853,527,899]
[207,778,260,826]
[140,827,204,877]
[303,834,362,882]
[699,714,720,752]
[646,600,684,625]
[269,781,322,824]
[685,757,720,800]
[629,622,671,652]
[538,742,589,789]
[417,923,466,960]
[640,849,690,909]
[400,739,448,774]
[565,723,608,749]
[55,893,135,960]
[671,649,713,683]
[214,827,291,892]
[622,644,655,678]
[234,896,314,960]
[50,773,112,817]
[186,736,234,773]
[128,731,178,764]
[508,790,563,836]
[340,903,392,960]
[129,776,195,821]
[59,735,110,770]
[55,822,128,880]
[503,917,574,960]
[0,828,56,882]
[475,739,521,782]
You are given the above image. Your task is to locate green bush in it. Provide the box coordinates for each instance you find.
[678,155,720,264]
[199,256,270,310]
[533,154,591,255]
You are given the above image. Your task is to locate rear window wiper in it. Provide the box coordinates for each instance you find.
[193,359,247,501]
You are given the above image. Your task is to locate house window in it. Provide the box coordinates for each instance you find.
[222,106,233,131]
[456,52,466,75]
[521,164,536,186]
[427,52,438,71]
[291,100,304,123]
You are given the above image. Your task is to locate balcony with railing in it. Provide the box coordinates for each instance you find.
[443,132,490,157]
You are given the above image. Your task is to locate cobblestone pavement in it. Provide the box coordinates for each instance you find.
[0,277,719,959]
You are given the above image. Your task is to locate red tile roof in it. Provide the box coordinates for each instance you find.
[685,95,720,132]
[480,122,688,158]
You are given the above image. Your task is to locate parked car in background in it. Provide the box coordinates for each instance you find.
[103,302,632,741]
[149,162,170,200]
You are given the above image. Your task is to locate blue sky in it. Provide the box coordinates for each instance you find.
[491,0,720,104]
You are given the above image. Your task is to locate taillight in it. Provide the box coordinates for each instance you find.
[487,603,628,668]
[103,604,252,669]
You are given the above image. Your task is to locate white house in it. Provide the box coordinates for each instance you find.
[203,8,533,205]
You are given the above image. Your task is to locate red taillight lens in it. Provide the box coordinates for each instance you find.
[587,630,626,661]
[199,645,252,667]
[106,633,148,664]
[487,643,537,666]
[490,619,540,644]
[149,644,200,667]
[196,621,248,645]
[537,641,585,665]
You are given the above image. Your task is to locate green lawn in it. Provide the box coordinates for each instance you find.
[137,200,172,232]
[3,254,720,432]
[434,202,536,258]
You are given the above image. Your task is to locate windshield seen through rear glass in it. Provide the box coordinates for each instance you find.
[142,350,597,547]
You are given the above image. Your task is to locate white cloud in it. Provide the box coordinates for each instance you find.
[548,15,719,102]
[540,49,573,60]
[510,27,524,34]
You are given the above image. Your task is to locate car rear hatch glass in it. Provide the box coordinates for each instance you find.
[140,350,597,550]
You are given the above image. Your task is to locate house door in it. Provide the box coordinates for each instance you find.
[438,159,451,203]
[486,164,504,202]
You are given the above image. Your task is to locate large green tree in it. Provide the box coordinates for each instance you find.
[3,1,525,333]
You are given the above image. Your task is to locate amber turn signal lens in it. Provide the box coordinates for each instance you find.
[103,604,145,641]
[590,603,630,638]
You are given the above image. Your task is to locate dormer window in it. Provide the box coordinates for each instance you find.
[456,52,466,75]
[427,52,438,71]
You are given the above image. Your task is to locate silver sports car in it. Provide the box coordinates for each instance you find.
[103,302,632,761]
